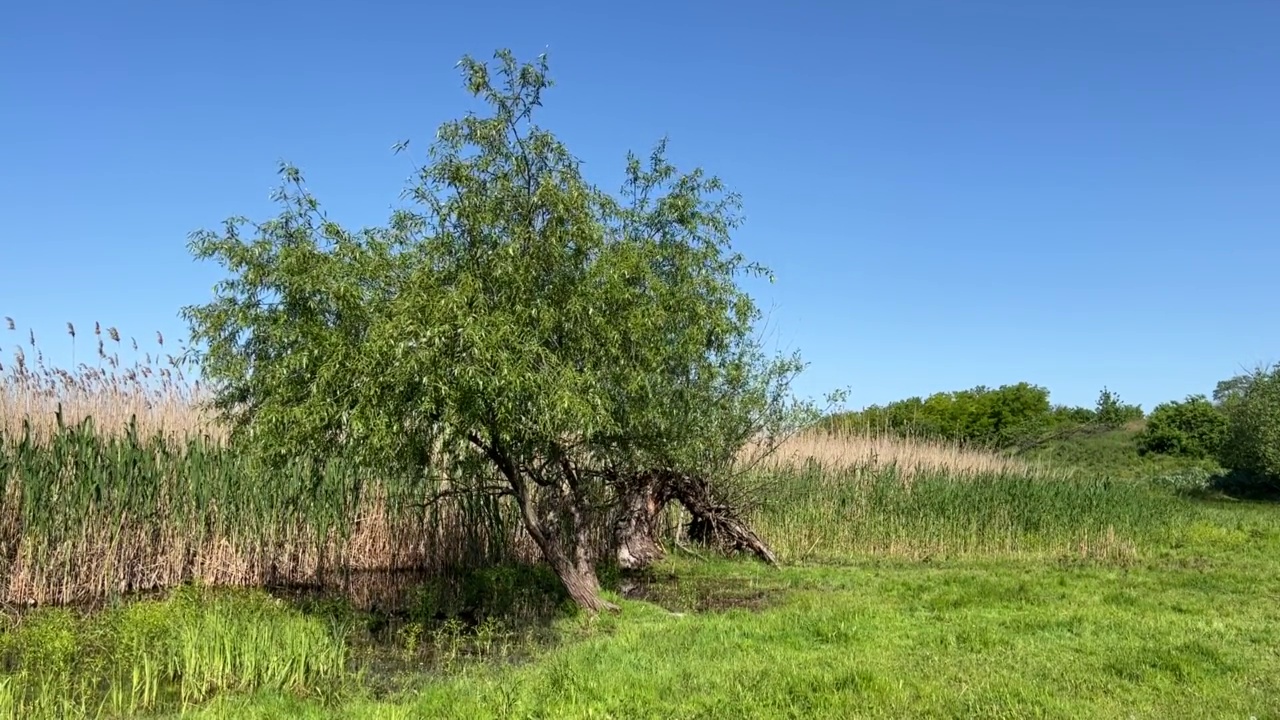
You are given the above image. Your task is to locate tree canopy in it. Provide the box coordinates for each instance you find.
[181,49,815,611]
[1217,364,1280,487]
[1135,394,1227,459]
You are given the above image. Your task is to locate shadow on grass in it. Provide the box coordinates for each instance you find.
[1209,470,1280,503]
[0,558,787,711]
[617,566,786,614]
[262,561,787,700]
[1152,466,1280,504]
[265,563,581,699]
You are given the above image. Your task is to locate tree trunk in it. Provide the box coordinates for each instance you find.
[473,434,617,613]
[512,475,618,613]
[613,469,778,571]
[613,471,672,570]
[543,538,616,613]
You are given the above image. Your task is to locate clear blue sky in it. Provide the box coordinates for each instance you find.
[2,0,1276,412]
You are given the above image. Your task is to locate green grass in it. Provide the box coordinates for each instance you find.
[1019,424,1222,481]
[0,586,349,718]
[749,463,1187,563]
[171,499,1280,719]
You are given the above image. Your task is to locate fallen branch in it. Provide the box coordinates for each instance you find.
[673,539,709,562]
[612,468,779,570]
[415,484,513,508]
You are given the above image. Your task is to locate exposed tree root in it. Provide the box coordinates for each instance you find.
[613,469,778,571]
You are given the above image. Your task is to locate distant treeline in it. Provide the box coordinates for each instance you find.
[823,366,1280,491]
[821,382,1142,449]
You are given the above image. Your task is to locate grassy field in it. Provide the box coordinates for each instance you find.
[2,322,1278,718]
[1019,422,1225,482]
[184,516,1280,720]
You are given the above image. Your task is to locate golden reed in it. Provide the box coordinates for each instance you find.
[1,318,1038,606]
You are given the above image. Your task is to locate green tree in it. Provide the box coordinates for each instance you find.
[181,50,814,612]
[1094,386,1143,429]
[1217,364,1280,485]
[976,382,1054,445]
[1136,395,1226,459]
[822,382,1055,447]
[1213,372,1256,406]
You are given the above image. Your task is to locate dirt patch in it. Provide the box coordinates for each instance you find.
[618,570,785,613]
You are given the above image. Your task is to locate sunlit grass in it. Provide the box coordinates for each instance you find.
[0,586,350,719]
[173,509,1280,719]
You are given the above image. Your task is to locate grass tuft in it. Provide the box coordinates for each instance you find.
[0,586,349,719]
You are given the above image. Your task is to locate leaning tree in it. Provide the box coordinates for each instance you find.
[181,49,819,612]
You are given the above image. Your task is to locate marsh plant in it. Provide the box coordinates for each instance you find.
[1,313,1167,606]
[0,317,543,606]
[0,586,349,719]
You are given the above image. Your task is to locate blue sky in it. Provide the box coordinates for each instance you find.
[2,0,1276,412]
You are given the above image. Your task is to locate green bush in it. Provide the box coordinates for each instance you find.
[826,383,1145,451]
[1149,466,1217,498]
[1049,405,1097,427]
[825,382,1054,447]
[1136,395,1227,459]
[1093,387,1143,429]
[1216,365,1280,486]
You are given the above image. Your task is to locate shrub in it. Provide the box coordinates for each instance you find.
[1149,466,1217,498]
[1136,395,1227,459]
[1049,405,1097,427]
[1216,365,1280,486]
[825,382,1053,447]
[1094,387,1143,429]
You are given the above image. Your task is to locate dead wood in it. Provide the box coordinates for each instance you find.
[612,469,778,570]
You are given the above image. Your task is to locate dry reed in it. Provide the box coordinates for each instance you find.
[1,318,1055,607]
[1,319,218,443]
[753,429,1051,479]
[0,319,548,606]
[3,319,1032,477]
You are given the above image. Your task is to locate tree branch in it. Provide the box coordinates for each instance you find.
[416,484,513,508]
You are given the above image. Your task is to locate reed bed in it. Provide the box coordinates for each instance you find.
[755,429,1053,479]
[745,460,1184,565]
[2,317,1158,608]
[1,318,216,443]
[0,430,539,606]
[1,320,549,606]
[0,414,549,606]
